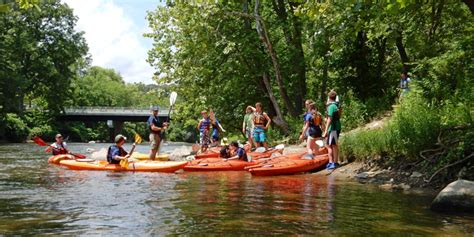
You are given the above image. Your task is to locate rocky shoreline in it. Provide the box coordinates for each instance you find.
[285,145,474,212]
[284,145,439,193]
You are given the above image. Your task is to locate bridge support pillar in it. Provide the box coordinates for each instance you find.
[108,121,124,142]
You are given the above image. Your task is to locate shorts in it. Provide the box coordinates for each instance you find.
[245,128,253,139]
[327,130,340,145]
[200,130,210,147]
[308,126,323,138]
[253,127,266,143]
[149,133,162,150]
[212,131,219,142]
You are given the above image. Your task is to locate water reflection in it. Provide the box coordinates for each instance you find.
[0,143,473,235]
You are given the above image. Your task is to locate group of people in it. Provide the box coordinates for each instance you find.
[199,90,342,170]
[48,90,342,170]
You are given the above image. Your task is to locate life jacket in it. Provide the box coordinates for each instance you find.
[52,142,68,155]
[107,145,127,164]
[199,118,211,132]
[253,112,267,127]
[309,111,322,127]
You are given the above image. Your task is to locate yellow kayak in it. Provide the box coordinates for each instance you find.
[130,152,169,161]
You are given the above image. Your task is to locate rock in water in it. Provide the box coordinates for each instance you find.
[431,179,474,212]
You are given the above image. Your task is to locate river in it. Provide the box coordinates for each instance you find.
[0,143,472,235]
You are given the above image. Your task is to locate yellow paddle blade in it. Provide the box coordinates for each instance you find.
[134,133,143,144]
[119,159,129,169]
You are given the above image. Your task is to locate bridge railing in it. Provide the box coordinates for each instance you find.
[62,106,169,116]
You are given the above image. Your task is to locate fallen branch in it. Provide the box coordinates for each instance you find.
[426,153,474,183]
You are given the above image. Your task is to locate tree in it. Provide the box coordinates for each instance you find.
[0,0,88,115]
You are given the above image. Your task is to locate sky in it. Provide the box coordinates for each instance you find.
[62,0,165,84]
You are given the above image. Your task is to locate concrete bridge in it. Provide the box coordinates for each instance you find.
[58,107,170,141]
[58,107,170,122]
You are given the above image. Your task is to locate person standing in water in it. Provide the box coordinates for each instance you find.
[209,109,226,147]
[323,90,342,170]
[197,110,211,152]
[252,102,271,151]
[242,106,255,149]
[148,106,168,160]
[299,100,324,157]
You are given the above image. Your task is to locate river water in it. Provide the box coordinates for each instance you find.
[0,143,472,235]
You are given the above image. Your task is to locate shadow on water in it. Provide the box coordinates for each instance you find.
[0,143,472,235]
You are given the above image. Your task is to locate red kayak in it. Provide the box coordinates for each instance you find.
[194,146,285,160]
[194,147,221,159]
[184,158,258,171]
[248,153,329,176]
[185,148,292,172]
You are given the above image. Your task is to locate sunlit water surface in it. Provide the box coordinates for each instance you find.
[0,143,472,235]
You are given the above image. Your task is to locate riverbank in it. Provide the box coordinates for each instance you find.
[284,144,439,194]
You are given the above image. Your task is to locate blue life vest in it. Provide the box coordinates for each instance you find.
[199,118,211,132]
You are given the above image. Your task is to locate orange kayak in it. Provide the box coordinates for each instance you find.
[194,147,221,159]
[48,155,187,172]
[194,147,284,160]
[248,153,329,176]
[184,158,258,171]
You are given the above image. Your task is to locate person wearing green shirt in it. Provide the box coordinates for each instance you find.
[242,106,255,149]
[323,90,342,170]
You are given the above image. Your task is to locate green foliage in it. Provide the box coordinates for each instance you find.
[341,91,472,164]
[0,0,88,116]
[4,113,29,142]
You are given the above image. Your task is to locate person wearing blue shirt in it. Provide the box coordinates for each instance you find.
[148,106,168,160]
[226,141,249,162]
[399,72,411,97]
[107,135,131,164]
[209,109,226,147]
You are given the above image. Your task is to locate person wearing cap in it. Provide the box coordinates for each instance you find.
[49,134,70,155]
[148,106,168,160]
[107,134,131,164]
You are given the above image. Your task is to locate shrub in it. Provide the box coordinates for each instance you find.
[5,113,29,142]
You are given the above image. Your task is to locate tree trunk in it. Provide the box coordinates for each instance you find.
[254,0,298,117]
[262,71,290,134]
[288,1,307,112]
[320,31,330,103]
[271,0,306,113]
[395,31,410,72]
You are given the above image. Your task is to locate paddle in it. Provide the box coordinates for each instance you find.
[33,136,86,159]
[159,91,177,153]
[167,91,178,123]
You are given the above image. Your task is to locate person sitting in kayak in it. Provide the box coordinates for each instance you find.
[197,110,211,152]
[107,135,131,164]
[252,102,272,151]
[220,145,230,158]
[299,100,324,157]
[226,141,249,162]
[209,109,226,147]
[48,134,70,155]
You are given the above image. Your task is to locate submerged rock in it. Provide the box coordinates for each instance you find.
[431,179,474,212]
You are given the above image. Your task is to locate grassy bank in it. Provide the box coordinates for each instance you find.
[340,89,473,186]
